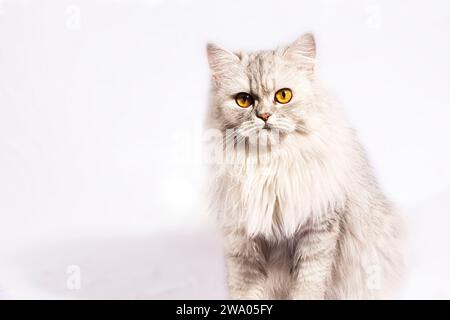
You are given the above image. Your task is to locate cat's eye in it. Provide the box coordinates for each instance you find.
[235,92,254,108]
[274,88,293,104]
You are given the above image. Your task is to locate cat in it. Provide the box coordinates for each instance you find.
[205,33,404,299]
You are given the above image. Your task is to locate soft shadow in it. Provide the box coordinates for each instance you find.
[6,228,228,299]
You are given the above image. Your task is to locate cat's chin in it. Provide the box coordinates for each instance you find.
[241,127,284,146]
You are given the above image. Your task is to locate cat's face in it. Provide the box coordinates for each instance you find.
[207,33,317,143]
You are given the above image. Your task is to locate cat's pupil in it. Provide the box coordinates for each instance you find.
[282,91,286,98]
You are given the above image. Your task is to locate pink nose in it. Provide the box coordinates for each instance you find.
[257,112,272,121]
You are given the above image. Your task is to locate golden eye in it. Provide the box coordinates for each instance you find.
[235,92,254,108]
[274,88,293,104]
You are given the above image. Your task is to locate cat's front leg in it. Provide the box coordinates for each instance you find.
[225,232,268,299]
[291,216,340,300]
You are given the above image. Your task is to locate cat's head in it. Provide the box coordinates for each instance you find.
[206,33,318,143]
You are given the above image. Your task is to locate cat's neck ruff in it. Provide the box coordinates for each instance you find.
[212,128,354,240]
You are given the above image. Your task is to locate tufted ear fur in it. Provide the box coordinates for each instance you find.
[206,43,240,83]
[284,33,316,72]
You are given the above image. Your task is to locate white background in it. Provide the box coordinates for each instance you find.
[0,0,449,299]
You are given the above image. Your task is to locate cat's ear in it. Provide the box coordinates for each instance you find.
[206,43,240,82]
[284,33,316,72]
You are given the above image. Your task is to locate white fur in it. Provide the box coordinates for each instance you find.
[205,34,404,299]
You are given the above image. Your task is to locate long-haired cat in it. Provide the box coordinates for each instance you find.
[205,33,404,299]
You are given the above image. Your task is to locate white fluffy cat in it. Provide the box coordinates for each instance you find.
[205,33,404,299]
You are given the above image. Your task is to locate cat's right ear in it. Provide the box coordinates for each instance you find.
[206,43,240,83]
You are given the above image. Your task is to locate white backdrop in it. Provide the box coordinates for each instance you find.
[1,0,450,299]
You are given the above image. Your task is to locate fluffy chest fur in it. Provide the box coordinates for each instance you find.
[212,131,354,239]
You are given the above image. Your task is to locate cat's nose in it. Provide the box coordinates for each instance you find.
[257,112,272,122]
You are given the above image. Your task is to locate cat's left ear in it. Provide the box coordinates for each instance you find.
[284,33,316,72]
[206,43,240,83]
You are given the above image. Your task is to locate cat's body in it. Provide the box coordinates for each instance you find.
[205,34,403,299]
